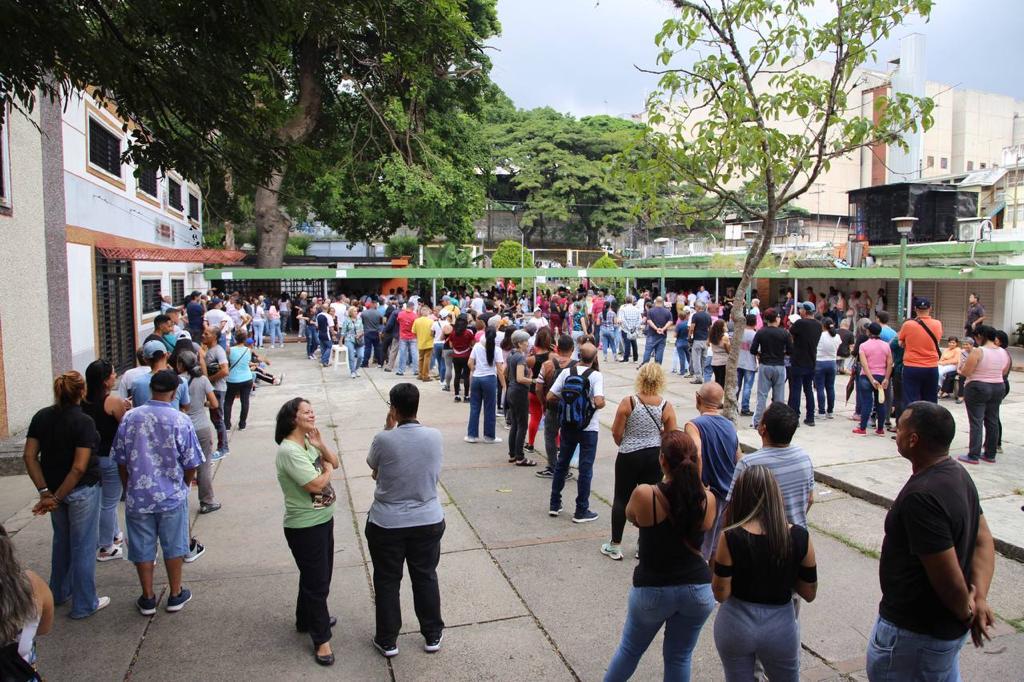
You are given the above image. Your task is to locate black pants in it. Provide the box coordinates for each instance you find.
[224,379,253,429]
[284,518,335,646]
[612,448,663,544]
[543,405,560,469]
[452,357,470,398]
[787,365,816,422]
[365,520,445,645]
[507,389,529,460]
[712,364,726,387]
[620,330,638,362]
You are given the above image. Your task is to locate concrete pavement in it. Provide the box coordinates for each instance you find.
[4,342,1023,681]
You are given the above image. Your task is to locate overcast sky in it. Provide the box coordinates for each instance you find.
[487,0,1023,118]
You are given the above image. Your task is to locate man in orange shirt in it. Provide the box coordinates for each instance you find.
[897,297,943,406]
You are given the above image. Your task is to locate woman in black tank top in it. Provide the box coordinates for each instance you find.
[84,360,131,560]
[525,327,553,454]
[604,430,718,681]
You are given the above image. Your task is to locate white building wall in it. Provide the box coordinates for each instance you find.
[67,242,96,373]
[0,107,55,434]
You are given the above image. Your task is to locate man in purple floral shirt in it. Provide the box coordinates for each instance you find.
[112,369,204,615]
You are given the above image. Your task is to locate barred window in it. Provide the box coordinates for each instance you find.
[88,118,121,177]
[138,167,158,197]
[167,178,183,211]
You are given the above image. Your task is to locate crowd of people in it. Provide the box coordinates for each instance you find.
[4,280,1008,680]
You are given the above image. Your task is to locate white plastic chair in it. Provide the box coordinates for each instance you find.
[331,344,348,369]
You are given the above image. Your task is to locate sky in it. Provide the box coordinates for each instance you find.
[487,0,1023,118]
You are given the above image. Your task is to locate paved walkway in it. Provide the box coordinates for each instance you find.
[4,343,1023,681]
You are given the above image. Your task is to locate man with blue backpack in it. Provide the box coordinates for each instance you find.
[546,342,606,523]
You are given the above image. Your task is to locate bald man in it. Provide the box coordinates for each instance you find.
[684,382,741,560]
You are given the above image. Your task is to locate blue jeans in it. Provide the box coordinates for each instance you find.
[267,318,283,345]
[125,501,191,563]
[344,340,360,374]
[319,335,332,366]
[431,343,446,382]
[361,330,381,367]
[866,616,966,681]
[675,344,690,374]
[714,597,800,681]
[787,364,816,422]
[251,319,265,347]
[97,456,122,549]
[737,368,755,411]
[468,374,497,439]
[752,365,786,426]
[642,334,666,365]
[605,583,715,682]
[858,374,889,430]
[396,339,417,374]
[550,427,598,516]
[814,360,837,415]
[703,355,713,383]
[600,329,619,359]
[902,365,938,406]
[50,484,101,618]
[305,325,319,357]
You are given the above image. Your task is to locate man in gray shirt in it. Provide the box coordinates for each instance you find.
[360,300,385,368]
[365,383,445,658]
[726,402,814,527]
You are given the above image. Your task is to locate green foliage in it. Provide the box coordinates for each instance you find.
[285,235,312,257]
[490,240,535,269]
[485,108,647,247]
[385,235,419,259]
[591,254,619,269]
[424,243,475,269]
[2,0,500,266]
[708,253,741,269]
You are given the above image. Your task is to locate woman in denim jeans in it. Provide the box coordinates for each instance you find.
[604,430,716,681]
[339,306,364,379]
[813,319,841,419]
[600,303,619,362]
[83,360,130,562]
[23,371,110,619]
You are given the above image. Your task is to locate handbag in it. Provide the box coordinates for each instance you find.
[635,395,664,432]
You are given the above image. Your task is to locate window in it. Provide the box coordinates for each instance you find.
[927,156,934,168]
[137,167,158,198]
[170,278,185,306]
[941,157,948,170]
[0,110,10,208]
[980,162,987,169]
[88,117,122,177]
[967,161,974,171]
[167,178,183,211]
[141,278,162,314]
[188,192,200,222]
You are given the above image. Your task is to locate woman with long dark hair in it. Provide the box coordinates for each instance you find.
[84,360,130,561]
[958,325,1011,464]
[22,372,109,619]
[466,327,506,444]
[224,330,255,430]
[709,319,730,387]
[813,318,840,419]
[275,398,340,666]
[604,430,716,681]
[447,314,476,403]
[525,326,554,454]
[1,524,54,677]
[712,465,818,681]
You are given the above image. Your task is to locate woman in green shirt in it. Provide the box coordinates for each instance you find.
[274,397,341,666]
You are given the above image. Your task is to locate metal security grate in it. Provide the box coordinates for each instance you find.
[88,118,121,177]
[96,256,136,373]
[138,167,158,197]
[170,278,185,306]
[168,178,183,211]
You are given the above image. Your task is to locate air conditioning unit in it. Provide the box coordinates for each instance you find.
[957,218,982,242]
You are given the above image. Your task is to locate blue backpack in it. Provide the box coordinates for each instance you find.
[559,365,596,429]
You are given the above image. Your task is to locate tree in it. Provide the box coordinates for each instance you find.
[490,240,535,269]
[637,0,934,418]
[2,0,499,267]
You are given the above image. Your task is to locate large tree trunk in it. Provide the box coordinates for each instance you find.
[723,212,776,421]
[223,170,236,250]
[254,34,323,268]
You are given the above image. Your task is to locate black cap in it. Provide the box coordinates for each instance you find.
[913,297,931,309]
[149,369,180,393]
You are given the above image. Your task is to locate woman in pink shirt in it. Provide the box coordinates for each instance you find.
[958,325,1011,464]
[853,322,892,436]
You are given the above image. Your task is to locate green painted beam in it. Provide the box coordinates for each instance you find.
[204,262,1024,282]
[868,240,1024,257]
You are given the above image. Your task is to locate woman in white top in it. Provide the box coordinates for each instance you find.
[465,327,506,444]
[1,525,53,675]
[814,318,842,419]
[251,296,267,348]
[958,325,1011,464]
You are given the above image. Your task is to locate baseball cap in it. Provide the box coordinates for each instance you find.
[913,297,931,309]
[439,309,450,320]
[143,339,167,360]
[176,330,192,341]
[800,301,815,313]
[149,368,180,393]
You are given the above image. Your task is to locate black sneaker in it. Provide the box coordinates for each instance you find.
[199,502,222,515]
[454,395,462,403]
[372,638,399,658]
[572,510,600,524]
[524,443,535,453]
[424,633,443,653]
[535,467,554,478]
[184,538,205,563]
[137,594,157,616]
[740,410,753,417]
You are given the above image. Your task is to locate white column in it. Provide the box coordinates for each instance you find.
[906,280,914,319]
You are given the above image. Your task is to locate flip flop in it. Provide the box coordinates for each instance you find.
[514,458,538,467]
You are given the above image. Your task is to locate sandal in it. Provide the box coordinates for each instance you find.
[514,458,538,467]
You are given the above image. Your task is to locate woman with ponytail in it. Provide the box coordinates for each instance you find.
[466,326,506,444]
[22,371,109,619]
[712,465,818,681]
[604,430,717,681]
[84,360,131,561]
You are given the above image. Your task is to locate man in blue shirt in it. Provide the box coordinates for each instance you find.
[130,340,190,410]
[641,296,673,365]
[113,369,204,615]
[876,310,898,342]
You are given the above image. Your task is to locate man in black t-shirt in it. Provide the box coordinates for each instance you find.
[867,402,995,680]
[749,308,792,428]
[688,302,713,384]
[787,302,822,427]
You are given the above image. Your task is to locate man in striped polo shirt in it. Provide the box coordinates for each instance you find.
[725,402,814,527]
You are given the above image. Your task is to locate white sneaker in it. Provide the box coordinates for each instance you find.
[95,596,111,613]
[483,437,503,444]
[97,545,124,562]
[464,436,480,443]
